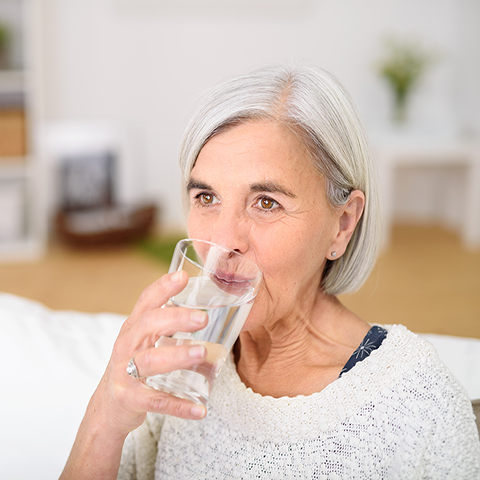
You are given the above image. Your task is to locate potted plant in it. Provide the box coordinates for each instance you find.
[0,20,10,70]
[377,36,438,124]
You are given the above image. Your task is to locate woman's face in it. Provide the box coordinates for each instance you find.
[187,121,343,330]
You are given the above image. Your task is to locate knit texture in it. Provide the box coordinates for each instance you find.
[118,324,480,479]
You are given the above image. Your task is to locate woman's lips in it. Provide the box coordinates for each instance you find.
[212,271,253,296]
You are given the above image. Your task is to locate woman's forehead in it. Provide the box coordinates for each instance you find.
[191,121,322,188]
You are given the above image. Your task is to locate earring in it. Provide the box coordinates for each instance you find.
[331,252,337,258]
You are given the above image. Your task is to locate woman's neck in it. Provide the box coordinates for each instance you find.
[234,293,370,398]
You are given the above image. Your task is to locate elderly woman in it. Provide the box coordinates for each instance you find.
[61,65,480,479]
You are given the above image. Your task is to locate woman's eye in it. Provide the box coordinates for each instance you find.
[201,193,213,204]
[195,192,217,206]
[256,197,280,210]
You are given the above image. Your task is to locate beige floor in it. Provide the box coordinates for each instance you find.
[1,225,479,338]
[0,241,168,316]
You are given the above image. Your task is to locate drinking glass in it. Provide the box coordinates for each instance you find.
[144,238,262,406]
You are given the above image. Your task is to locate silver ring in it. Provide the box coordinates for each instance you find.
[126,356,141,379]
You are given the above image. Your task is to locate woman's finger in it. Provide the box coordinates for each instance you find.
[129,343,207,378]
[124,305,207,353]
[147,391,207,419]
[126,271,188,325]
[116,376,207,420]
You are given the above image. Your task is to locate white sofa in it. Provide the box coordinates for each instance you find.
[1,292,479,480]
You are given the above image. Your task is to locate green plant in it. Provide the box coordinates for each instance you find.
[0,21,9,49]
[377,37,438,123]
[0,20,10,69]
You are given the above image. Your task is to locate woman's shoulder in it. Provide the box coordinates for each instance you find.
[371,323,438,366]
[354,324,473,412]
[354,323,454,389]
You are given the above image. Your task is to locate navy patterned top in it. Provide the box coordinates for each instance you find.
[339,325,388,377]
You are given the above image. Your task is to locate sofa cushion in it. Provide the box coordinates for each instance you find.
[0,293,125,480]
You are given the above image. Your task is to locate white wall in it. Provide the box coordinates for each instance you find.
[40,0,480,232]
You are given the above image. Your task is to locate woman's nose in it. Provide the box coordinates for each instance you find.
[209,207,249,254]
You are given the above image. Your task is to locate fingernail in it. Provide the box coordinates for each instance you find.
[191,405,206,418]
[191,310,207,324]
[189,345,206,358]
[171,271,183,283]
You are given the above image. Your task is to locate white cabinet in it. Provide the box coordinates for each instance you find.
[0,0,45,261]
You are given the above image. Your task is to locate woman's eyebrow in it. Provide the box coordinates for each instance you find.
[187,178,213,192]
[187,178,296,199]
[250,182,297,198]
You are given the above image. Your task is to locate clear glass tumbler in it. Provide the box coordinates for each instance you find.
[144,239,262,406]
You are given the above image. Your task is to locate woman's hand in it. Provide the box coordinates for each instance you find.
[95,270,209,436]
[59,270,208,480]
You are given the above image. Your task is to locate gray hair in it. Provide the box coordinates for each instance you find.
[179,65,381,295]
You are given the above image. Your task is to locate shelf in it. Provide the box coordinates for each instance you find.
[0,103,27,156]
[0,0,44,263]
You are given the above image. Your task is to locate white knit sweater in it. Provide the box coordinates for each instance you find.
[118,324,480,479]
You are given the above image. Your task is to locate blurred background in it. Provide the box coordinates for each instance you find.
[0,0,479,337]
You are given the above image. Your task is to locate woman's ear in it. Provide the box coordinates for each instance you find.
[327,190,365,260]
